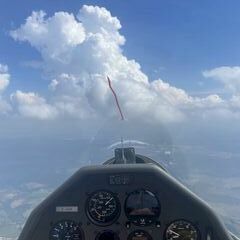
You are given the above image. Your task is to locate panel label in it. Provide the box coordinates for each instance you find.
[56,206,78,212]
[109,174,133,185]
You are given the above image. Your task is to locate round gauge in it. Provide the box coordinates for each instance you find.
[49,220,83,240]
[125,189,160,226]
[86,190,120,226]
[96,230,120,240]
[165,220,199,240]
[128,230,152,240]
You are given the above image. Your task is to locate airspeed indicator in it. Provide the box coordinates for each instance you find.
[86,190,120,226]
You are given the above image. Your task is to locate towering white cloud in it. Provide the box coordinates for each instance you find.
[8,5,240,122]
[11,11,86,61]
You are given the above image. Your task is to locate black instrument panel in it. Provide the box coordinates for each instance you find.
[18,163,232,240]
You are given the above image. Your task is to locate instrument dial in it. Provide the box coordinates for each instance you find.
[125,189,160,226]
[96,230,120,240]
[86,190,120,225]
[128,230,152,240]
[49,220,83,240]
[165,220,199,240]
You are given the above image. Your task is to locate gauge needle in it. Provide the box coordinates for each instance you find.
[169,230,180,238]
[105,197,113,206]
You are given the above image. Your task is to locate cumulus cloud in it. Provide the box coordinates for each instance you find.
[203,66,240,93]
[24,182,45,190]
[8,5,240,123]
[11,11,86,61]
[11,91,58,120]
[10,198,25,209]
[0,64,12,114]
[0,64,10,92]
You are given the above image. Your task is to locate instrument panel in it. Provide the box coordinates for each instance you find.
[18,163,233,240]
[48,189,199,240]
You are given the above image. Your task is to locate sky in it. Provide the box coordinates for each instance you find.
[1,1,240,237]
[1,0,240,95]
[0,0,240,126]
[1,1,240,144]
[0,0,240,145]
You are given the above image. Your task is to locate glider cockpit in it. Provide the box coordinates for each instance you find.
[18,148,235,240]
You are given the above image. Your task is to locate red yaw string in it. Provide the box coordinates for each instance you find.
[107,76,124,121]
[107,76,126,163]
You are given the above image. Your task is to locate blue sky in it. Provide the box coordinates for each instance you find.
[2,0,240,96]
[0,1,240,125]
